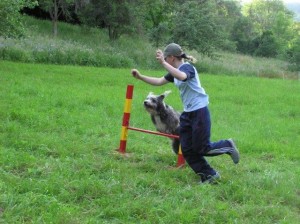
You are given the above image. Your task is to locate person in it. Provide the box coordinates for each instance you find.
[131,43,239,184]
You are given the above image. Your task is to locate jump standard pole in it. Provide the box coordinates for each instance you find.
[118,84,134,154]
[117,84,185,167]
[177,145,185,168]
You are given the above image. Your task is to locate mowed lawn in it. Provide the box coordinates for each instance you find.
[0,61,299,223]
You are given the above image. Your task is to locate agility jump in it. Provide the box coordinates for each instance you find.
[117,85,185,167]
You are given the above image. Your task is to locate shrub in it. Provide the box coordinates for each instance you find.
[0,36,134,68]
[253,31,279,58]
[287,38,300,71]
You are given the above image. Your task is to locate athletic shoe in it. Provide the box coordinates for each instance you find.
[201,172,221,184]
[228,138,240,164]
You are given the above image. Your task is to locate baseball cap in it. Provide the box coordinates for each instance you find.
[163,43,183,58]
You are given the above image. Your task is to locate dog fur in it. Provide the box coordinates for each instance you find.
[143,91,180,154]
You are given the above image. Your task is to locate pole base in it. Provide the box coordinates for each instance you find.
[176,154,185,168]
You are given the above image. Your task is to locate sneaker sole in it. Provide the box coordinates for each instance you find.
[201,173,221,184]
[228,138,240,164]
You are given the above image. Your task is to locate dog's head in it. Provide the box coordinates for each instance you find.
[143,90,171,115]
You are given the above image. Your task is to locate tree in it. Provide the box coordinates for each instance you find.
[38,0,74,37]
[288,39,300,71]
[243,0,295,57]
[78,0,132,40]
[243,0,290,32]
[287,23,300,71]
[134,0,175,47]
[253,30,279,57]
[0,0,37,37]
[215,0,243,51]
[172,0,223,56]
[231,16,256,54]
[272,10,295,55]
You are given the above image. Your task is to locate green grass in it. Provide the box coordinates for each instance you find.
[0,60,300,223]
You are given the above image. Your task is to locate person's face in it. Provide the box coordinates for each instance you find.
[164,55,175,66]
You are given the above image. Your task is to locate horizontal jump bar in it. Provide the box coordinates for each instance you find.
[127,126,179,139]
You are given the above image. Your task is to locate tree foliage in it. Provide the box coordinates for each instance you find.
[231,16,255,54]
[0,0,37,37]
[215,0,243,52]
[172,0,223,56]
[287,23,300,71]
[135,0,175,47]
[78,0,132,40]
[242,0,295,57]
[253,30,279,57]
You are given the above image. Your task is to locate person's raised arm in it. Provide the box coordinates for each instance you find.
[131,69,168,86]
[156,49,187,81]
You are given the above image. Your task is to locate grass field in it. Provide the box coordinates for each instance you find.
[0,60,299,223]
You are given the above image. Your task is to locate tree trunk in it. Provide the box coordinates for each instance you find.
[52,0,59,37]
[53,19,58,37]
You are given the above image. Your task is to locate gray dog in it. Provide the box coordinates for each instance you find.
[143,91,180,154]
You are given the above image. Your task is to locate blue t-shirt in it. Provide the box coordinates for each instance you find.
[164,63,209,112]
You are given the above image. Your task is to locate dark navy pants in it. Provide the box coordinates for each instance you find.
[180,106,231,176]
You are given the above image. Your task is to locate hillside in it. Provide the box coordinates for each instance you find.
[0,16,298,79]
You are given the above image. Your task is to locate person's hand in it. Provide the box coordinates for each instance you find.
[156,49,164,64]
[131,69,140,79]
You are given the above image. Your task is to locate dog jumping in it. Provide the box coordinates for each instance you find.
[143,91,180,154]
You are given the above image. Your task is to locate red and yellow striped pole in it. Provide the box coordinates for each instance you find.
[118,85,134,153]
[177,145,185,167]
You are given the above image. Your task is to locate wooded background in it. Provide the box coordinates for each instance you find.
[1,0,299,70]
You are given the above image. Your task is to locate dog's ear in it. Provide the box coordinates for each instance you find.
[163,90,171,97]
[158,90,171,101]
[147,92,154,97]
